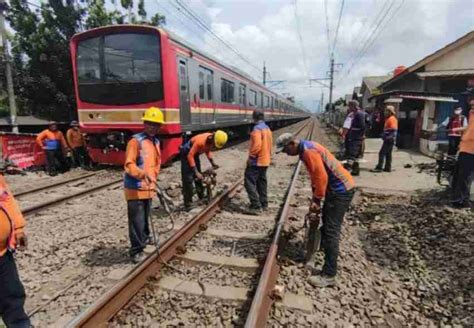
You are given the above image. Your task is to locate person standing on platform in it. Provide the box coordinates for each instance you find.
[451,100,474,208]
[372,105,398,173]
[36,121,69,176]
[244,110,273,214]
[345,100,365,176]
[124,107,163,263]
[440,107,467,156]
[66,121,89,169]
[180,130,228,211]
[0,162,30,328]
[276,133,355,287]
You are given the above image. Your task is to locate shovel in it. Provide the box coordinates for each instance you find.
[304,212,322,264]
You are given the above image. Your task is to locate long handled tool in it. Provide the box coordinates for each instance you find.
[304,211,322,265]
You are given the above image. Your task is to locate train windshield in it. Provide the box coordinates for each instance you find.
[77,33,163,105]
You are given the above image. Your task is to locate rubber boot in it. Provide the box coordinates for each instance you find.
[351,162,360,176]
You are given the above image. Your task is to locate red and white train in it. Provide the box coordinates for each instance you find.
[70,25,309,164]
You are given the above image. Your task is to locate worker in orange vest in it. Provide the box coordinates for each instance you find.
[66,121,89,169]
[0,163,30,327]
[180,130,228,211]
[451,100,474,208]
[124,107,163,263]
[36,121,69,176]
[276,133,355,287]
[244,110,273,214]
[372,105,398,172]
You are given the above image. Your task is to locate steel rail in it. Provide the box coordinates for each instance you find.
[14,171,105,198]
[245,118,315,327]
[67,177,244,328]
[22,178,123,216]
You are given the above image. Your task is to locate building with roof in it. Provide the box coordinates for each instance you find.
[360,75,391,111]
[371,31,474,155]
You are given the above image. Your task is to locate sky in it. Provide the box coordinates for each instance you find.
[148,0,473,112]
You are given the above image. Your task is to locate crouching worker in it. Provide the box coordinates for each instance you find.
[276,133,355,287]
[0,163,30,327]
[124,107,163,263]
[244,110,273,214]
[180,130,228,211]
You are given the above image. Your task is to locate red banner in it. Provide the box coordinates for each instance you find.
[0,134,45,169]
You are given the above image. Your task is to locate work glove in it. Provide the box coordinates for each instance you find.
[16,232,28,251]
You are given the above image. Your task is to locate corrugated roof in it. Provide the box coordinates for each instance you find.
[362,75,391,92]
[417,69,474,78]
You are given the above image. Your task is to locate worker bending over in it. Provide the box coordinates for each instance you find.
[36,121,69,176]
[244,110,273,214]
[372,105,398,172]
[180,130,228,211]
[124,107,163,263]
[66,121,89,169]
[0,164,30,327]
[451,100,474,208]
[276,133,355,287]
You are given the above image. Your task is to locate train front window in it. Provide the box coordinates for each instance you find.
[77,33,163,105]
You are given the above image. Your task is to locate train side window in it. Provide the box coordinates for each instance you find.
[264,95,270,109]
[206,74,213,101]
[249,90,257,106]
[260,92,264,108]
[271,97,274,109]
[199,71,205,100]
[239,84,246,105]
[221,79,235,103]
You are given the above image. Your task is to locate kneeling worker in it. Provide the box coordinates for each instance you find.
[245,110,273,214]
[181,130,228,211]
[276,133,355,287]
[124,107,163,263]
[0,163,30,327]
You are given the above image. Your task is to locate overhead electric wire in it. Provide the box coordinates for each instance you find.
[293,0,311,80]
[172,0,263,79]
[331,0,345,55]
[340,0,403,80]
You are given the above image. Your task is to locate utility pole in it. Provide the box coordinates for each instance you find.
[328,56,334,110]
[263,61,266,86]
[0,0,18,133]
[320,91,324,112]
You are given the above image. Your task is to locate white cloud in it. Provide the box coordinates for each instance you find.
[153,0,473,111]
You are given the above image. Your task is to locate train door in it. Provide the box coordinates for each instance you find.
[178,58,191,126]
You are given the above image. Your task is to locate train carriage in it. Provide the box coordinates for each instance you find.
[70,25,308,164]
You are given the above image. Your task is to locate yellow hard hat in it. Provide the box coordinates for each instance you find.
[142,107,164,124]
[214,130,228,149]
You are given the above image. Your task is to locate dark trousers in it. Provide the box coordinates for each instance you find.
[127,199,152,256]
[448,136,461,156]
[452,152,474,204]
[244,166,268,209]
[180,150,204,207]
[376,140,394,170]
[346,139,363,175]
[320,189,355,277]
[45,149,67,176]
[72,146,90,168]
[0,253,30,328]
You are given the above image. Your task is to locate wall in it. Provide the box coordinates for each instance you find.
[426,38,474,71]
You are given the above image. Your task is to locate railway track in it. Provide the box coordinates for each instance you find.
[67,118,314,327]
[14,171,122,216]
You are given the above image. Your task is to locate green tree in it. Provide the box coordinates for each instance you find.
[7,0,165,121]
